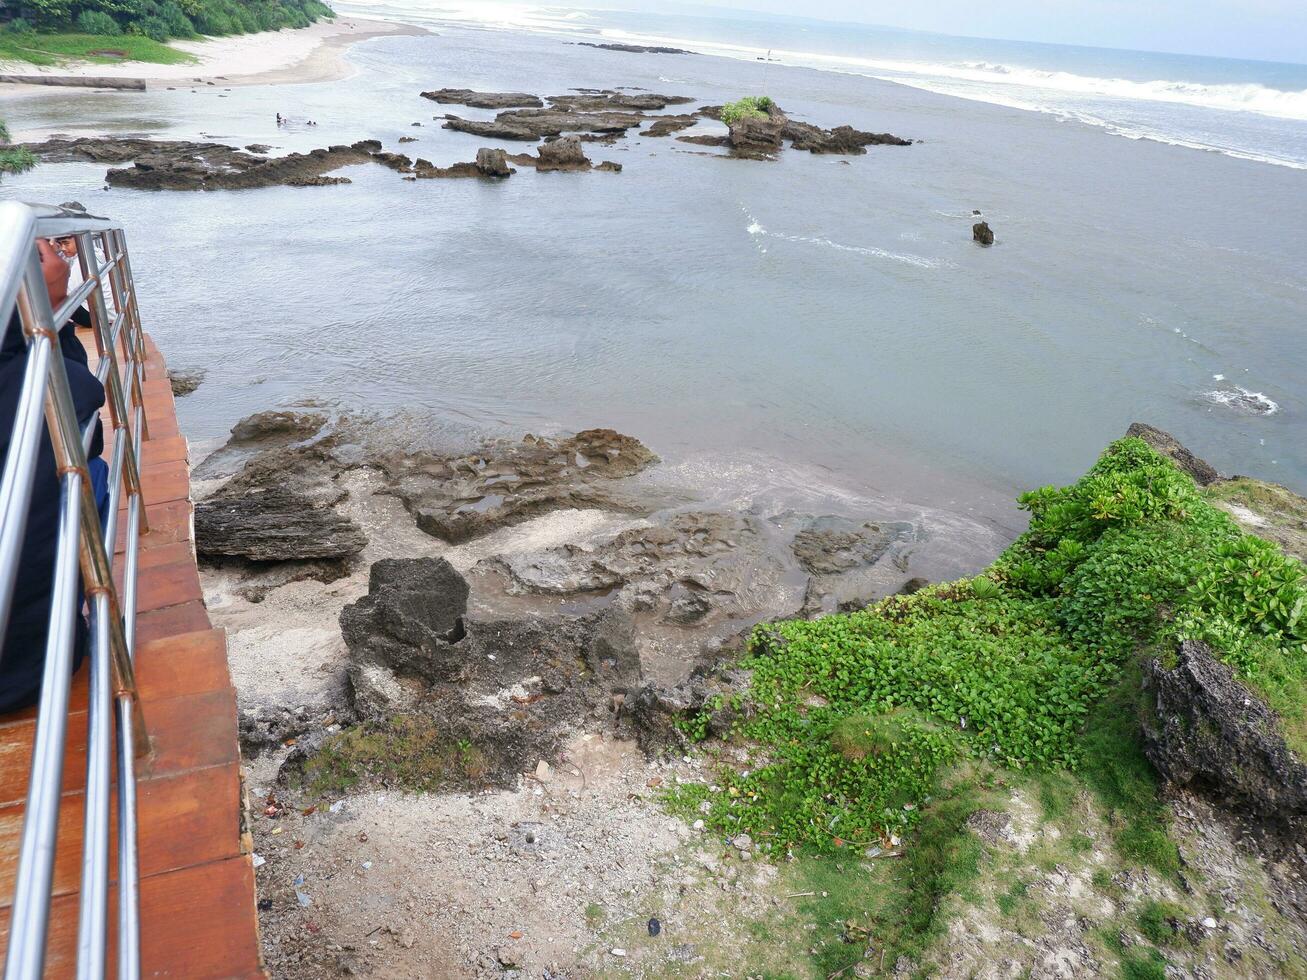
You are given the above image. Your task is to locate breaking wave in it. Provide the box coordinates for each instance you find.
[743,210,940,269]
[1201,386,1280,416]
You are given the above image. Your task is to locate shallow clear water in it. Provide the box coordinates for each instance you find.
[3,22,1305,521]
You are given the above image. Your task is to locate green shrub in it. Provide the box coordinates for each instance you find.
[75,9,121,33]
[672,435,1307,859]
[720,95,775,125]
[3,17,35,33]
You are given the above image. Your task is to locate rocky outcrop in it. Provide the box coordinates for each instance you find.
[1142,640,1307,832]
[1126,422,1221,486]
[167,367,205,397]
[23,136,433,191]
[546,91,694,112]
[337,557,645,784]
[195,486,367,562]
[639,115,698,137]
[537,136,591,172]
[973,221,994,246]
[782,120,911,153]
[375,428,657,542]
[420,88,544,109]
[578,42,691,55]
[442,109,646,141]
[411,147,517,179]
[727,106,787,159]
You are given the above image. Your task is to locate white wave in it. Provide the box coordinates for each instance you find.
[1201,386,1280,416]
[743,208,939,268]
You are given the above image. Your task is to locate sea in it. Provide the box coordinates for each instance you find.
[3,1,1305,533]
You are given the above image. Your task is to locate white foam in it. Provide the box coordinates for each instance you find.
[1201,386,1280,416]
[743,207,940,269]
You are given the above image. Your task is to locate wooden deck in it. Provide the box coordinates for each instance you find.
[0,334,264,978]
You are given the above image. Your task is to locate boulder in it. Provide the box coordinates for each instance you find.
[728,107,787,159]
[1125,422,1221,486]
[229,410,326,445]
[972,221,994,246]
[195,486,367,562]
[1142,640,1307,831]
[167,367,205,397]
[340,557,470,685]
[475,147,512,177]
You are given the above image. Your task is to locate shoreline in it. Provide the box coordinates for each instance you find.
[0,16,426,95]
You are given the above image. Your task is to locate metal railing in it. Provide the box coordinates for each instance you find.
[0,202,152,980]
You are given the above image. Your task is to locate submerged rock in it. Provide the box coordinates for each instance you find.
[419,88,544,109]
[1142,640,1307,833]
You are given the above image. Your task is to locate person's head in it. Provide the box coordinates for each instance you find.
[52,236,77,259]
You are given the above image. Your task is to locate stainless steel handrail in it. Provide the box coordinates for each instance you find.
[0,201,152,980]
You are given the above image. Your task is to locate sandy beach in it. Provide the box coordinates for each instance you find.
[0,16,425,92]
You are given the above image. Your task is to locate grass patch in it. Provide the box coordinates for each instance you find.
[0,32,195,66]
[1137,899,1188,946]
[720,95,775,125]
[301,714,489,795]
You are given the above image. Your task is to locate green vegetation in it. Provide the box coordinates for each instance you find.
[0,29,192,64]
[720,95,775,125]
[300,715,488,795]
[0,120,36,177]
[668,436,1306,965]
[0,0,331,62]
[1136,899,1188,946]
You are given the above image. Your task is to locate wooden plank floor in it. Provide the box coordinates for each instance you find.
[0,334,265,978]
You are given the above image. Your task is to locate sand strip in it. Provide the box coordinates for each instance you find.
[0,16,426,94]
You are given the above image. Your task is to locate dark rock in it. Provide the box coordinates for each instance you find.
[792,522,895,575]
[782,120,911,154]
[398,136,418,143]
[1125,422,1221,486]
[286,175,351,186]
[1142,640,1307,832]
[973,221,994,246]
[639,115,697,137]
[195,486,367,562]
[245,143,271,154]
[578,42,691,55]
[230,410,326,444]
[167,366,205,397]
[546,91,693,112]
[420,88,544,109]
[340,557,470,684]
[595,160,623,173]
[585,610,642,691]
[443,108,645,141]
[898,576,930,596]
[727,106,787,160]
[675,134,730,148]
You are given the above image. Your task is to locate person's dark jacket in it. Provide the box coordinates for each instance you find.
[0,313,105,714]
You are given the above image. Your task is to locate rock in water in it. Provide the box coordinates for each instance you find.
[1125,422,1221,485]
[972,221,994,246]
[167,367,205,397]
[1142,640,1307,832]
[420,88,544,109]
[536,136,591,172]
[728,107,787,159]
[475,147,512,177]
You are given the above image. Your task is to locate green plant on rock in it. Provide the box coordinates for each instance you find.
[720,95,775,125]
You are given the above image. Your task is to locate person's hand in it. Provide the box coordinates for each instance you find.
[36,237,70,311]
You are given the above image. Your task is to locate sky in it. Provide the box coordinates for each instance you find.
[630,0,1307,65]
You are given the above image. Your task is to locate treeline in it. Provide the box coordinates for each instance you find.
[1,0,332,42]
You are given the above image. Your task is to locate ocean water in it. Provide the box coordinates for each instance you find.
[2,10,1305,526]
